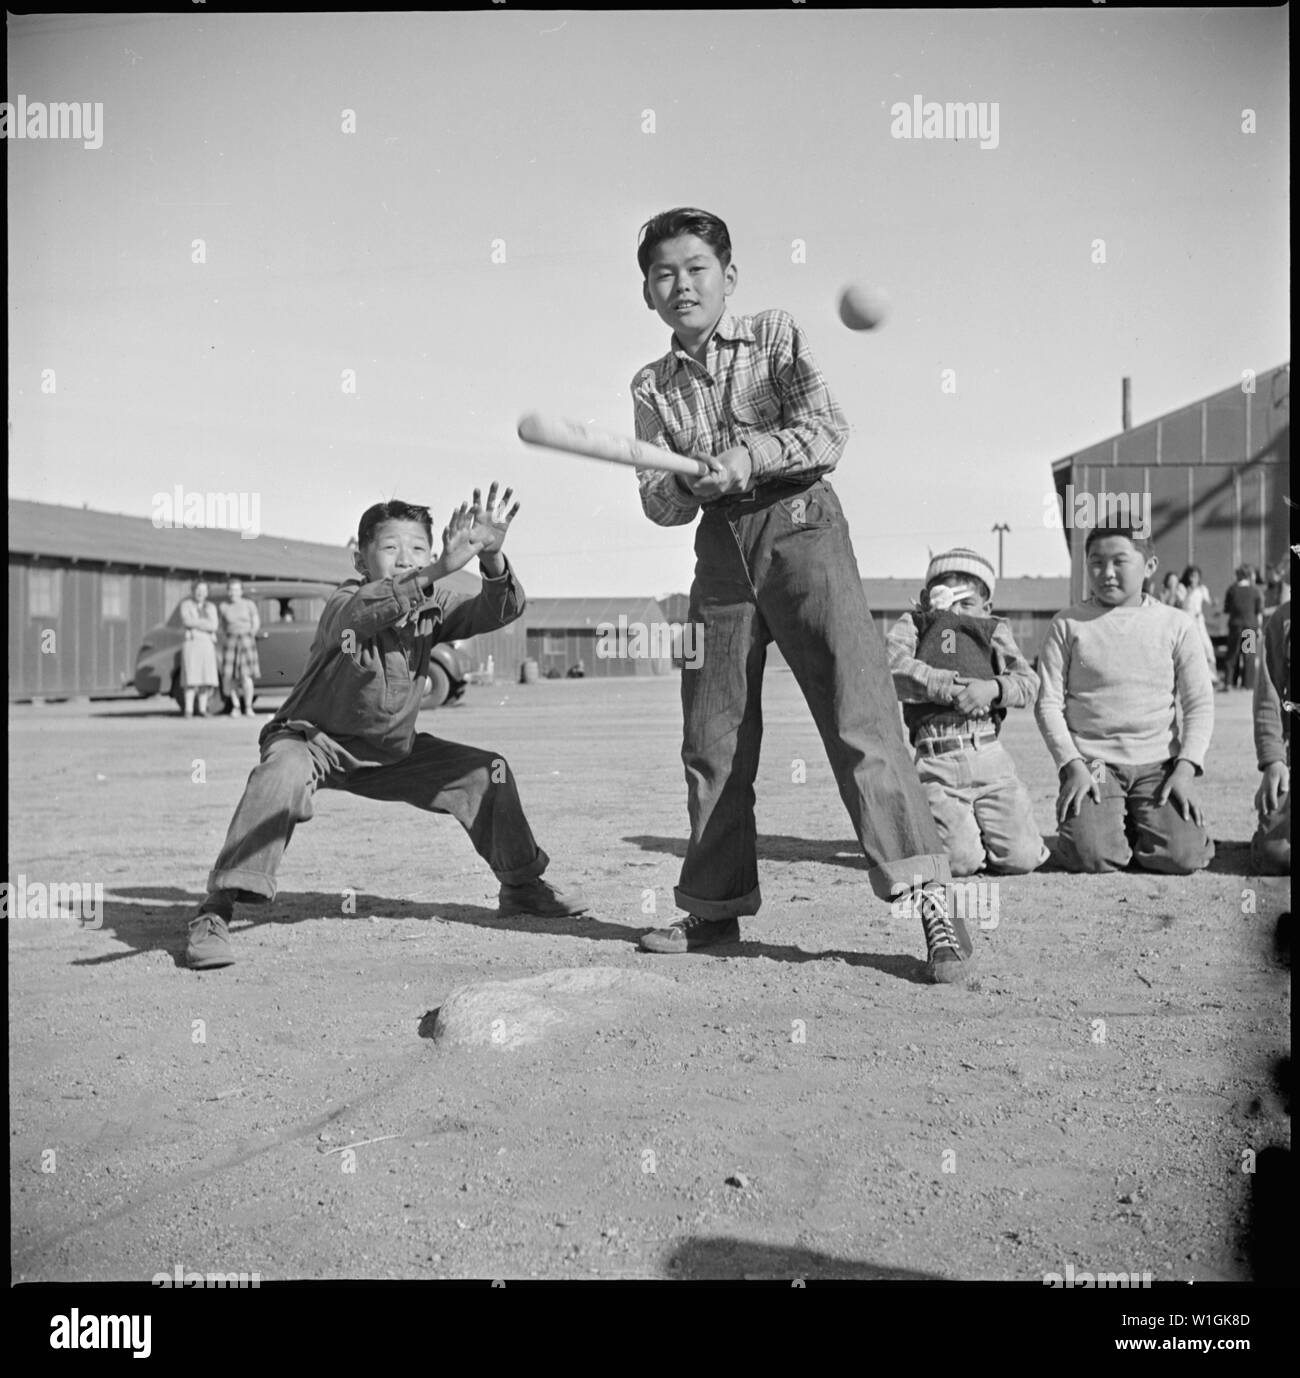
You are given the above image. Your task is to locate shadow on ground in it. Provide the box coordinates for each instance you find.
[1243,901,1293,1284]
[73,886,641,969]
[72,887,933,983]
[624,833,1267,880]
[665,1235,941,1280]
[624,834,867,868]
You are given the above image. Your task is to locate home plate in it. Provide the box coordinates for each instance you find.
[430,966,678,1051]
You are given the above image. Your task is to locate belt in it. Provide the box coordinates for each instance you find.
[915,727,1000,757]
[703,475,822,511]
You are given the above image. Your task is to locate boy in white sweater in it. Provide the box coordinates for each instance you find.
[1035,526,1215,873]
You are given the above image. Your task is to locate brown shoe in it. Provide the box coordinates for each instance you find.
[186,913,236,969]
[497,877,589,918]
[639,914,740,954]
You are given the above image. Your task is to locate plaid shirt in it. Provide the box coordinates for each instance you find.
[631,309,849,527]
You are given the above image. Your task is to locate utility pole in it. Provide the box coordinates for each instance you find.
[992,522,1010,578]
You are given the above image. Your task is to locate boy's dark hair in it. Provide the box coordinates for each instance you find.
[964,575,992,603]
[637,207,732,277]
[1084,525,1154,558]
[357,500,433,548]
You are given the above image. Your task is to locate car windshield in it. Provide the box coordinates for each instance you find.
[165,589,329,627]
[259,596,326,624]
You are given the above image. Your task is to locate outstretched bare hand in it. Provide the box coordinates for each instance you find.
[437,502,488,575]
[469,482,520,555]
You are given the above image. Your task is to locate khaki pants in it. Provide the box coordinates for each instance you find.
[915,740,1047,877]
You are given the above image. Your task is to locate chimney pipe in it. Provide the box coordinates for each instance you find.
[1121,377,1132,431]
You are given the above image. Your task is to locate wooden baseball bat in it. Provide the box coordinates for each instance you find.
[516,412,710,479]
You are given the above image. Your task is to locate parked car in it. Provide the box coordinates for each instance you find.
[132,580,472,711]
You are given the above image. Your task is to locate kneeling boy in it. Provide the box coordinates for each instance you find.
[1035,526,1214,873]
[887,547,1047,876]
[1251,599,1290,874]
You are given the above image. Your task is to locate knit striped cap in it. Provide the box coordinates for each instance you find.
[925,547,996,603]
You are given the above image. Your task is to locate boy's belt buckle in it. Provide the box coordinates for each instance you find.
[918,728,998,757]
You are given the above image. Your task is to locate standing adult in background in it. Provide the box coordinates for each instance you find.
[1177,565,1218,681]
[1224,564,1266,691]
[219,579,262,717]
[1265,558,1291,617]
[179,579,220,718]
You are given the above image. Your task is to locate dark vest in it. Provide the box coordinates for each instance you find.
[901,610,1005,742]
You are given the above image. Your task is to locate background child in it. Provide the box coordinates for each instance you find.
[1223,563,1266,691]
[629,206,972,984]
[1158,570,1184,606]
[185,487,587,970]
[1177,564,1218,679]
[887,547,1047,876]
[1251,598,1290,874]
[1036,526,1215,873]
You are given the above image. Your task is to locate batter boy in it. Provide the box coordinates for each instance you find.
[629,206,972,984]
[184,488,587,969]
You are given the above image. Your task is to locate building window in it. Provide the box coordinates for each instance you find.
[28,567,62,618]
[542,635,565,656]
[102,574,129,620]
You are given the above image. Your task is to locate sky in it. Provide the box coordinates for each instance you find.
[7,7,1290,599]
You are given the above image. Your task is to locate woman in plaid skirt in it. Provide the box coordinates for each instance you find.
[218,579,261,716]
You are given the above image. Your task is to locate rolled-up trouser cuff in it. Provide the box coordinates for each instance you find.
[871,854,953,904]
[205,868,277,903]
[673,883,761,921]
[494,847,549,887]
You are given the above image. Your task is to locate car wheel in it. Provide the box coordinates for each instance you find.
[170,668,185,712]
[424,664,451,708]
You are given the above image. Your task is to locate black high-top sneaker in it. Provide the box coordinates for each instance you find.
[918,883,975,985]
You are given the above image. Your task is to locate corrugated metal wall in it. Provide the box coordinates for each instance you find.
[9,561,190,699]
[1058,366,1289,608]
[525,628,671,678]
[1065,461,1286,612]
[455,622,529,681]
[455,623,678,681]
[451,608,1064,681]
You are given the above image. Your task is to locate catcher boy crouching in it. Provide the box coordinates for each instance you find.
[184,490,587,970]
[887,548,1048,877]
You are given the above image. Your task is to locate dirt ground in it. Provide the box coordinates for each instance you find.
[8,671,1291,1285]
